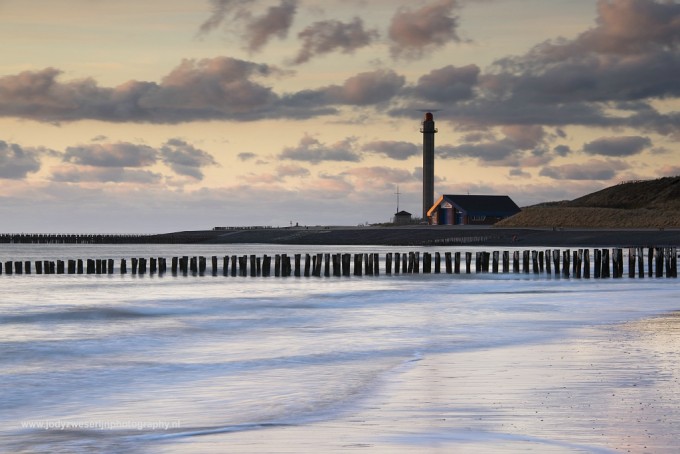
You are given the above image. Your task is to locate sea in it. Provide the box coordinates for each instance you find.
[1,243,679,453]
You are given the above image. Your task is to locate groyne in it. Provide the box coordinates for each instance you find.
[1,247,677,279]
[2,227,680,246]
[0,234,157,244]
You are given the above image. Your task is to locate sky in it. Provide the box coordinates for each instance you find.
[0,0,678,233]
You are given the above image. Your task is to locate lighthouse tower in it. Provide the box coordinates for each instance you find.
[421,112,437,220]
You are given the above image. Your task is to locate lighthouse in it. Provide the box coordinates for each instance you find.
[421,112,437,220]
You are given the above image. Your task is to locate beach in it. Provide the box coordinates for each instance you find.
[153,313,680,453]
[1,244,679,453]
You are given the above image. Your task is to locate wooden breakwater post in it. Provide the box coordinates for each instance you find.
[238,255,247,277]
[636,247,644,277]
[655,248,664,278]
[601,249,610,278]
[423,252,432,274]
[294,254,302,277]
[628,248,636,278]
[250,255,258,277]
[304,254,311,277]
[332,253,341,276]
[354,253,362,276]
[3,247,679,279]
[562,250,570,278]
[364,253,373,276]
[229,255,236,277]
[341,253,350,276]
[263,255,271,277]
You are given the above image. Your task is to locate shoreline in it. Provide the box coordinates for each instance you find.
[151,226,680,247]
[2,226,679,247]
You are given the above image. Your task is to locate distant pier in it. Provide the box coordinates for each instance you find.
[1,247,677,279]
[2,227,680,247]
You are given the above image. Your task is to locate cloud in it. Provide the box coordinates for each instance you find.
[658,165,680,177]
[311,173,354,195]
[245,0,297,52]
[343,166,419,191]
[238,152,257,161]
[284,69,405,108]
[63,142,158,167]
[198,0,250,36]
[198,0,297,52]
[0,58,289,123]
[435,128,559,167]
[501,125,546,150]
[583,135,652,156]
[533,0,680,58]
[437,142,518,164]
[478,0,680,126]
[321,69,405,105]
[410,64,479,103]
[160,138,218,179]
[0,58,410,123]
[553,145,572,157]
[292,17,379,65]
[509,168,531,178]
[388,0,462,59]
[279,135,361,163]
[539,159,629,180]
[386,0,680,137]
[51,166,162,184]
[60,138,216,181]
[151,57,280,115]
[276,164,309,178]
[0,140,42,179]
[362,140,419,160]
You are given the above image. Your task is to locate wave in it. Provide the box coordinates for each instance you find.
[0,307,166,324]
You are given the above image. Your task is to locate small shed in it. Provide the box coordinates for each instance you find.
[394,210,412,225]
[427,195,521,225]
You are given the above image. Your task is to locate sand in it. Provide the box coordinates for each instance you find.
[153,313,680,453]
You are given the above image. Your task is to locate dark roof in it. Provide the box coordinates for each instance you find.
[395,210,412,216]
[439,194,521,216]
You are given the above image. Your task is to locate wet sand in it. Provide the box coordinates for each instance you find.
[155,312,680,453]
